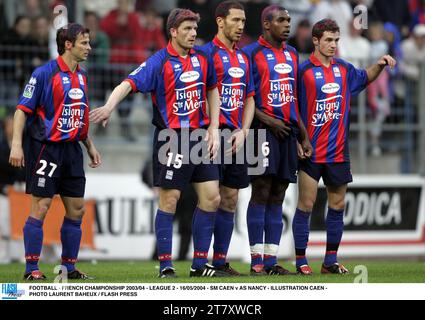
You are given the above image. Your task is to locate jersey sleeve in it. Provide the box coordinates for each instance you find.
[246,59,255,98]
[16,68,45,114]
[125,55,160,93]
[206,52,218,90]
[242,44,259,99]
[347,62,368,96]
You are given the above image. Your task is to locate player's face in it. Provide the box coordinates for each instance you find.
[70,33,91,62]
[221,9,246,43]
[314,31,340,58]
[174,20,198,50]
[267,10,291,42]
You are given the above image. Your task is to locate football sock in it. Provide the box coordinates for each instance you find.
[23,217,43,273]
[292,208,311,267]
[155,209,174,272]
[191,207,216,270]
[60,217,82,272]
[324,207,344,266]
[247,202,265,267]
[212,208,234,268]
[264,204,283,268]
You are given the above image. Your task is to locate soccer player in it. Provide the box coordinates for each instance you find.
[90,9,227,278]
[9,23,102,280]
[243,5,312,276]
[293,19,396,275]
[201,0,255,276]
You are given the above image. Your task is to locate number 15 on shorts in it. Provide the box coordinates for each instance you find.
[167,152,183,169]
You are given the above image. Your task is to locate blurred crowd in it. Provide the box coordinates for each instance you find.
[0,0,425,150]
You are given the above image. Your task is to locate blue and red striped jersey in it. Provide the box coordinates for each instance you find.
[299,53,368,163]
[17,56,89,142]
[243,36,300,126]
[201,36,255,129]
[125,42,217,129]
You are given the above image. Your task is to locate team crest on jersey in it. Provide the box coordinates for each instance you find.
[78,74,85,85]
[333,66,341,77]
[62,76,70,84]
[284,51,292,61]
[237,53,245,64]
[191,56,200,67]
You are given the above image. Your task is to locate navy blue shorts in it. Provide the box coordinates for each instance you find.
[25,139,86,198]
[299,159,353,186]
[218,134,249,190]
[152,128,219,192]
[250,126,299,183]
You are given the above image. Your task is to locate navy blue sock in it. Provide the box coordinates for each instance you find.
[246,202,265,267]
[192,207,216,269]
[212,208,234,267]
[264,204,283,268]
[155,209,174,272]
[324,207,344,266]
[23,217,43,273]
[292,208,311,267]
[60,217,82,272]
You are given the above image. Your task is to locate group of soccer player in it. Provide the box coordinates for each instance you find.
[9,1,396,280]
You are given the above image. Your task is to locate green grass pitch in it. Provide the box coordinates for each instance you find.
[1,260,424,283]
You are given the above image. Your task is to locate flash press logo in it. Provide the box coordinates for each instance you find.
[1,283,25,300]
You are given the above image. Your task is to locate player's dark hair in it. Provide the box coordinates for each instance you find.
[312,19,340,40]
[56,23,90,56]
[215,1,245,19]
[261,5,287,24]
[166,8,200,38]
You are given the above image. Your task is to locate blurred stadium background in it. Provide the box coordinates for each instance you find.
[0,0,424,280]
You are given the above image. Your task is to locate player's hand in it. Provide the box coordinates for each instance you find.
[87,146,102,168]
[225,129,245,156]
[297,141,305,160]
[269,118,291,140]
[378,55,396,69]
[300,138,313,159]
[89,106,112,127]
[205,126,219,160]
[9,145,25,168]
